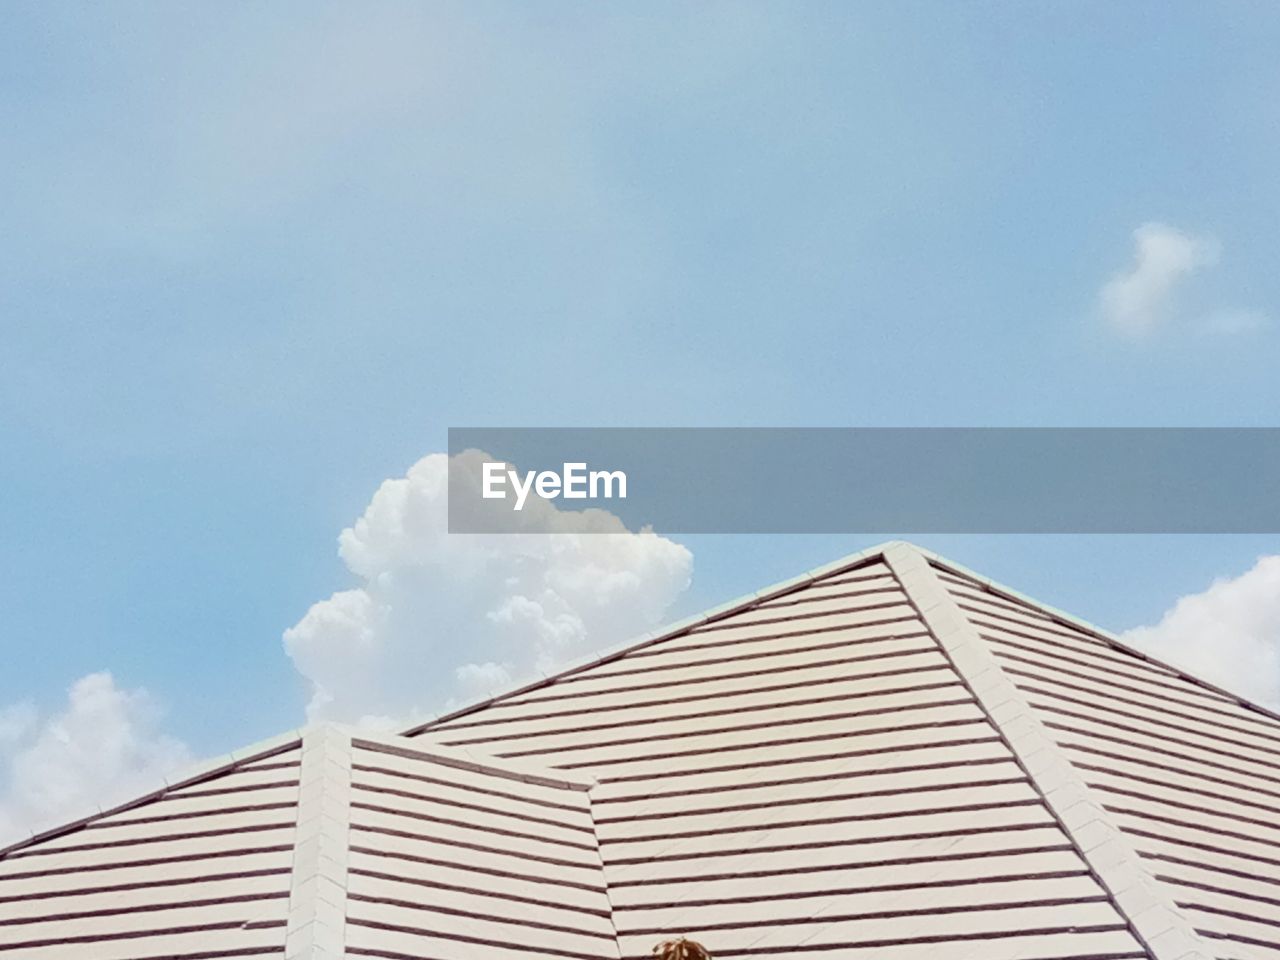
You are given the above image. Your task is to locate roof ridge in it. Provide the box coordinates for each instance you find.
[285,725,352,960]
[883,542,1212,960]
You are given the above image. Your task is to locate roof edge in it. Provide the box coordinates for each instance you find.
[917,544,1280,726]
[0,726,306,860]
[884,542,1212,960]
[400,540,906,737]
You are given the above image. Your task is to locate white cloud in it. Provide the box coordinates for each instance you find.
[283,451,693,726]
[0,704,36,748]
[0,673,193,845]
[1099,222,1219,337]
[456,661,515,698]
[1121,555,1280,710]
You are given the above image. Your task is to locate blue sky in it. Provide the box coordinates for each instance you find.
[1,3,1278,835]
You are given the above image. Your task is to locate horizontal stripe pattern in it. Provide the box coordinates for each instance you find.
[345,742,619,960]
[934,562,1280,960]
[415,559,1138,958]
[0,744,301,959]
[15,546,1266,959]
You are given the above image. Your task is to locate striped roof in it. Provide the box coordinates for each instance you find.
[0,733,304,959]
[2,541,1278,960]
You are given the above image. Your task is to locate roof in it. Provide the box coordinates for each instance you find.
[2,540,1279,960]
[0,732,304,959]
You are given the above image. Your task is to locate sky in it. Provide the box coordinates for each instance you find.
[0,1,1278,839]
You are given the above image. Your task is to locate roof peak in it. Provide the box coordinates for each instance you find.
[405,533,1279,773]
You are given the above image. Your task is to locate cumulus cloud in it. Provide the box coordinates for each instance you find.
[1099,222,1220,337]
[1121,555,1280,710]
[0,673,193,844]
[283,451,693,726]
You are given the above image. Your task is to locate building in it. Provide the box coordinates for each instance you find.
[1,541,1277,960]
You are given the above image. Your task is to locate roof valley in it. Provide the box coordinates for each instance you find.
[882,542,1214,960]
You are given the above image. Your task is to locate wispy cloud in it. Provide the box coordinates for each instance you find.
[1098,222,1267,338]
[0,673,192,844]
[1099,222,1219,337]
[1121,555,1280,710]
[282,451,693,727]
